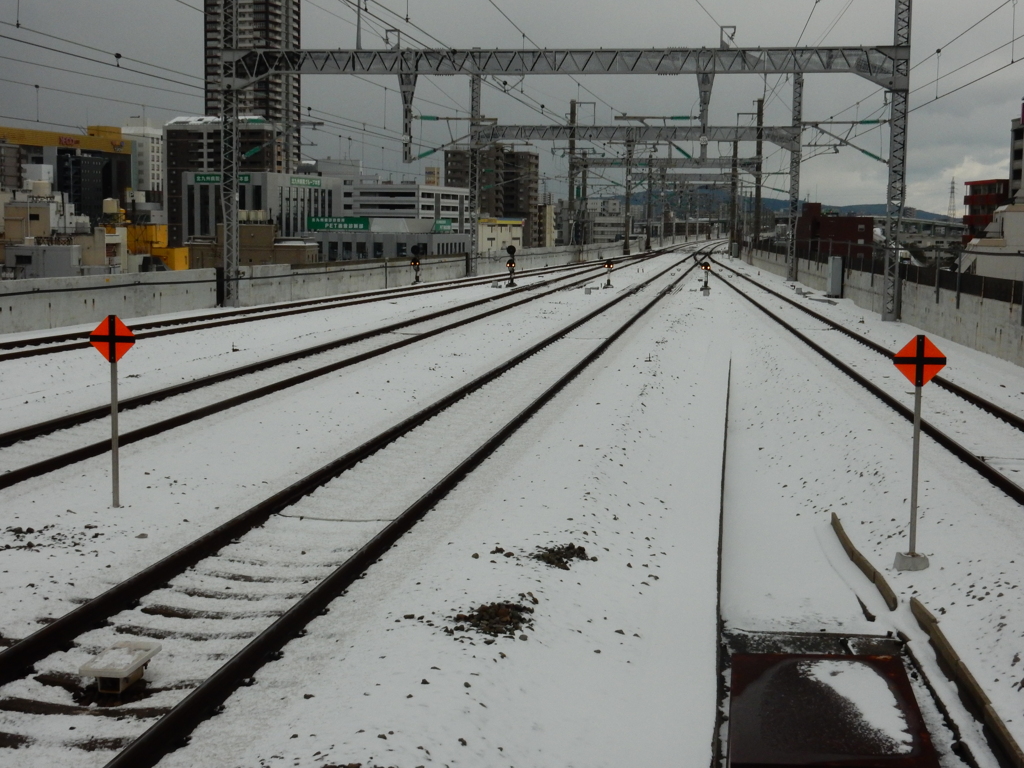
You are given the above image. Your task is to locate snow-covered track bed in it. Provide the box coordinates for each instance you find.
[712,258,1024,434]
[0,257,649,491]
[0,256,633,363]
[711,262,1024,508]
[0,249,703,768]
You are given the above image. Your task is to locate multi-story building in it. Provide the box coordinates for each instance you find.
[164,115,279,246]
[121,120,164,196]
[445,145,540,245]
[204,0,301,171]
[534,203,555,248]
[347,181,469,234]
[0,125,136,223]
[963,179,1011,242]
[1013,108,1024,198]
[180,170,349,241]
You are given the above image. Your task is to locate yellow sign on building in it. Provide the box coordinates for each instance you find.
[0,125,134,154]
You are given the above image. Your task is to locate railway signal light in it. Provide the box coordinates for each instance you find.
[410,250,422,283]
[506,246,517,287]
[604,259,614,289]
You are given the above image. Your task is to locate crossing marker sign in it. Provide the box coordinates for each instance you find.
[893,334,945,387]
[89,315,135,363]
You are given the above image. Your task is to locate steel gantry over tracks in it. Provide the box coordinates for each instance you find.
[218,1,911,318]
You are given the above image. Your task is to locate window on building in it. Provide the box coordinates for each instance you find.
[373,242,384,259]
[342,242,353,260]
[29,213,40,221]
[199,185,211,236]
[356,241,367,259]
[396,242,407,257]
[328,241,338,261]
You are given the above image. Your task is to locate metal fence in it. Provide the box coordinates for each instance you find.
[753,237,1024,306]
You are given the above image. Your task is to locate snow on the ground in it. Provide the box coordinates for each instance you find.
[715,260,1019,761]
[6,245,1024,765]
[154,258,729,768]
[0,271,567,430]
[0,259,673,645]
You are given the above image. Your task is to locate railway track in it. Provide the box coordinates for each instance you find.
[0,252,659,491]
[710,262,1024,507]
[710,258,1024,433]
[711,339,988,768]
[0,256,644,363]
[0,246,706,768]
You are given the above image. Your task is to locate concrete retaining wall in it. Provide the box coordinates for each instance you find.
[0,270,218,335]
[0,235,692,335]
[746,247,1024,368]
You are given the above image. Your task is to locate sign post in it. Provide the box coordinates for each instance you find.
[891,334,946,571]
[89,316,136,508]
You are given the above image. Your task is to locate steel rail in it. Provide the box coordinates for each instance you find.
[0,248,704,692]
[100,252,706,768]
[0,256,648,450]
[713,272,1024,507]
[0,254,642,362]
[710,258,1024,434]
[0,254,673,489]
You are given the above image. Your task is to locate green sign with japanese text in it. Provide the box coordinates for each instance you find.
[194,173,251,184]
[306,216,370,231]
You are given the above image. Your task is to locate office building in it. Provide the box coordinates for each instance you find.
[164,115,279,246]
[0,125,136,223]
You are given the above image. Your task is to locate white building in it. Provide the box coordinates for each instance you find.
[121,120,164,194]
[345,180,470,234]
[963,201,1024,279]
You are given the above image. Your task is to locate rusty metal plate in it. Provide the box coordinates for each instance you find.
[727,653,940,768]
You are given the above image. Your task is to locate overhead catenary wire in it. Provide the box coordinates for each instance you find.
[0,20,205,84]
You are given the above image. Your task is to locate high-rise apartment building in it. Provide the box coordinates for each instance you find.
[204,0,300,172]
[444,145,540,246]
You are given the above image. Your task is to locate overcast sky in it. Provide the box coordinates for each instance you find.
[0,0,1021,214]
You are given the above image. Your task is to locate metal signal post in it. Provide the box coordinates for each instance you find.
[892,334,946,571]
[88,316,136,508]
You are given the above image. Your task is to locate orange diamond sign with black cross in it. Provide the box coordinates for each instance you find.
[89,315,135,363]
[893,334,945,387]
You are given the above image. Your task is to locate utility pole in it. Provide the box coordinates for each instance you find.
[645,156,654,251]
[882,0,913,321]
[729,140,739,257]
[219,0,240,307]
[753,97,764,263]
[568,99,578,246]
[623,140,634,255]
[580,149,589,247]
[787,73,803,282]
[468,70,482,276]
